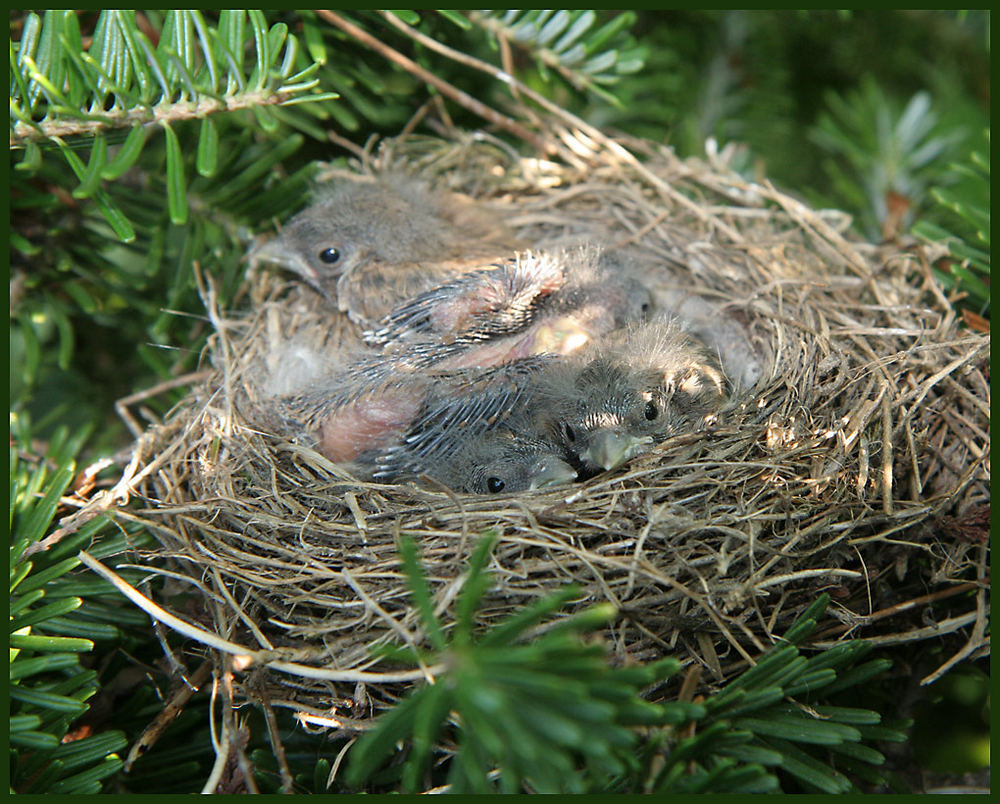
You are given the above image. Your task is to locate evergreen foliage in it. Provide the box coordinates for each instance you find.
[8,9,989,794]
[912,133,991,316]
[9,414,153,793]
[342,537,906,793]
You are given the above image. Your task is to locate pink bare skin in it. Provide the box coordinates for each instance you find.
[316,388,425,463]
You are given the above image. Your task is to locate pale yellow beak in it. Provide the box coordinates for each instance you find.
[529,456,578,489]
[581,430,652,471]
[250,237,321,286]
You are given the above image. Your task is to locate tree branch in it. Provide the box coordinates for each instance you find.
[10,90,302,147]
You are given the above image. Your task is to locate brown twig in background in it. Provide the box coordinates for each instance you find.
[124,659,213,771]
[115,370,213,438]
[255,679,295,794]
[317,10,552,157]
[377,10,747,244]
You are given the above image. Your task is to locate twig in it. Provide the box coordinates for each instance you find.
[317,10,552,156]
[78,549,444,684]
[255,680,295,794]
[377,10,746,244]
[812,612,980,650]
[10,90,305,147]
[115,371,212,438]
[921,544,990,685]
[124,659,213,772]
[326,737,358,790]
[202,670,229,795]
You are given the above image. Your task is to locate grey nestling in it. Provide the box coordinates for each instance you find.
[536,317,727,474]
[265,355,568,496]
[368,357,558,481]
[250,174,521,325]
[360,244,653,369]
[412,424,577,494]
[370,357,576,493]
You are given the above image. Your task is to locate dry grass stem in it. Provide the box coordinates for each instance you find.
[72,127,988,725]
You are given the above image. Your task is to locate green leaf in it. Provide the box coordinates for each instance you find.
[782,594,829,643]
[438,10,471,29]
[196,116,219,177]
[10,714,43,731]
[810,704,882,725]
[552,11,595,53]
[11,596,85,632]
[100,124,148,180]
[400,678,451,792]
[161,121,188,224]
[9,730,62,750]
[855,722,910,743]
[536,10,571,46]
[10,590,46,617]
[10,560,34,595]
[52,732,128,771]
[9,685,90,714]
[34,617,121,642]
[18,462,75,547]
[478,584,581,648]
[718,742,784,766]
[9,632,92,654]
[764,736,852,793]
[248,9,269,90]
[820,658,893,697]
[397,536,446,651]
[344,689,425,786]
[17,140,44,172]
[454,531,498,640]
[389,10,421,26]
[13,557,81,595]
[827,739,886,765]
[301,15,327,64]
[733,713,860,745]
[18,314,42,388]
[48,755,124,794]
[584,12,635,55]
[782,668,837,696]
[10,653,81,681]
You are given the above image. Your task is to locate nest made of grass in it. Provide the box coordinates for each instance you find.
[105,128,989,722]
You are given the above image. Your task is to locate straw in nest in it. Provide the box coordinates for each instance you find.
[81,129,989,737]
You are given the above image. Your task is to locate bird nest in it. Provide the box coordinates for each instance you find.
[95,129,989,730]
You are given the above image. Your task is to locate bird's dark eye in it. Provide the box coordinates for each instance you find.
[486,477,505,493]
[318,247,341,264]
[644,401,659,420]
[562,423,576,443]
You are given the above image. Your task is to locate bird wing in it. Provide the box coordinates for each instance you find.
[336,252,513,326]
[371,356,557,479]
[362,251,566,347]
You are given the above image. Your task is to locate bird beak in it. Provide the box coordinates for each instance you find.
[249,237,322,287]
[581,431,652,471]
[529,457,578,489]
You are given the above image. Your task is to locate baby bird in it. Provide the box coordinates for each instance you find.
[265,354,564,489]
[263,366,431,465]
[536,318,727,475]
[360,244,652,368]
[363,250,567,349]
[249,174,522,325]
[369,358,576,493]
[380,420,577,494]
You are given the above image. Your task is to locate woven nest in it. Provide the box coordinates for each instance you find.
[107,129,989,726]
